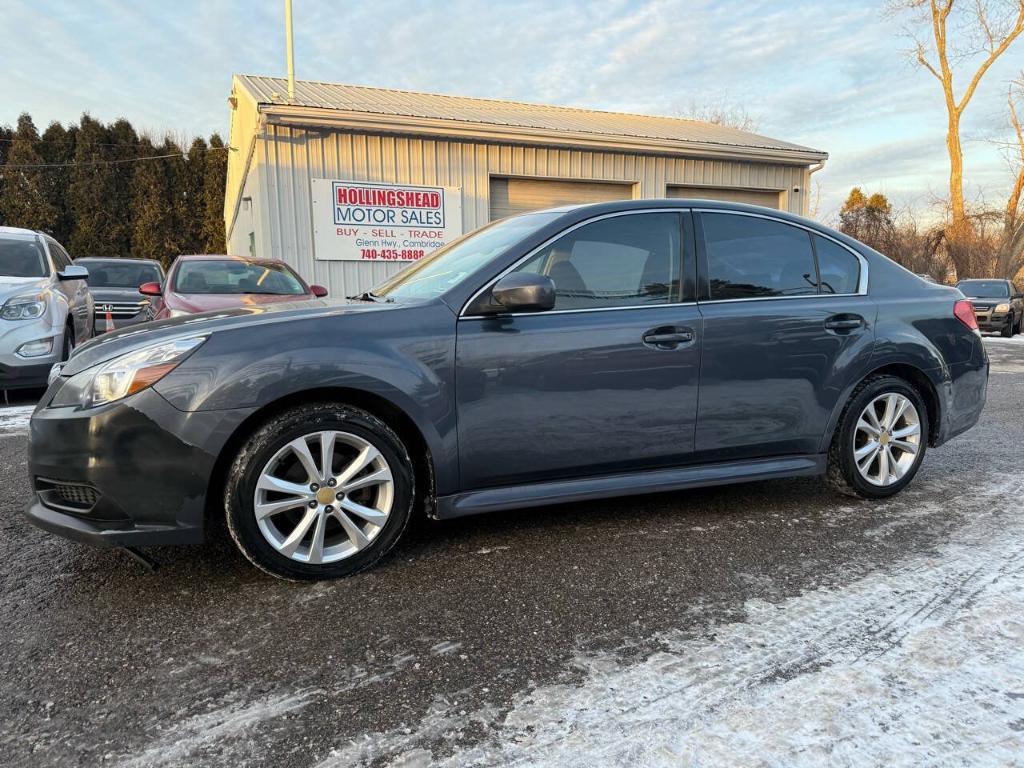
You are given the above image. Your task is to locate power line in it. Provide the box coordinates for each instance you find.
[1,145,234,170]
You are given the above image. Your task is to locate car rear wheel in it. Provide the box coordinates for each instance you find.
[225,404,414,580]
[827,375,929,499]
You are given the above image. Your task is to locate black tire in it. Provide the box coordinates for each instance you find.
[61,325,74,361]
[1001,317,1013,337]
[225,403,414,581]
[826,374,929,499]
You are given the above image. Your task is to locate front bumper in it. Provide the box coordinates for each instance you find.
[23,385,256,547]
[0,317,63,389]
[973,309,1012,332]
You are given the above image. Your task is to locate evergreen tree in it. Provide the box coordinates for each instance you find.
[0,123,14,226]
[69,115,117,256]
[0,114,58,232]
[176,137,207,254]
[107,118,139,255]
[202,133,227,252]
[39,122,77,244]
[130,137,177,266]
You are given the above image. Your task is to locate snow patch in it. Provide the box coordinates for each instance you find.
[0,405,34,436]
[317,473,1024,767]
[115,689,318,768]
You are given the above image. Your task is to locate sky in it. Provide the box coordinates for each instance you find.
[2,0,1022,221]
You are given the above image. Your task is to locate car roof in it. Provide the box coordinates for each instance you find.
[75,256,163,265]
[174,254,287,266]
[0,225,41,240]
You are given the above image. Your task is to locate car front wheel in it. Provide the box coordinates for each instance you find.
[225,404,414,580]
[827,375,929,499]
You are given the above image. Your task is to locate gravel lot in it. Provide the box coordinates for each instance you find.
[1,338,1021,767]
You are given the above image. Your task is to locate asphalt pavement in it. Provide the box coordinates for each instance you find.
[1,338,1021,767]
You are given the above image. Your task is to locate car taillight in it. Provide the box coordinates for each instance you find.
[954,299,978,331]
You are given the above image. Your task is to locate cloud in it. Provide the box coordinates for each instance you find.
[1,0,1020,219]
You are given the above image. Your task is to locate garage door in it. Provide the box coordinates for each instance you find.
[667,186,781,209]
[489,177,633,220]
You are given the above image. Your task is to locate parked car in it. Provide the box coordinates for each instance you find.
[0,226,92,390]
[25,201,989,580]
[955,278,1023,337]
[74,257,165,333]
[141,255,328,319]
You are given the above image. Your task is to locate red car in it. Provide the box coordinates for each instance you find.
[140,255,327,319]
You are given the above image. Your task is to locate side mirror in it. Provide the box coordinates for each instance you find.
[310,284,328,298]
[490,272,556,313]
[139,282,163,296]
[58,265,89,282]
[1014,293,1023,300]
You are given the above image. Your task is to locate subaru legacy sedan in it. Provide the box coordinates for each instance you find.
[24,201,988,580]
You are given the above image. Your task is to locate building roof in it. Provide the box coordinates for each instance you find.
[233,75,826,161]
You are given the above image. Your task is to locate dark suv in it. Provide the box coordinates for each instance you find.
[955,278,1023,337]
[24,201,989,580]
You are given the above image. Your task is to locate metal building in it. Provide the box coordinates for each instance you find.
[225,74,827,298]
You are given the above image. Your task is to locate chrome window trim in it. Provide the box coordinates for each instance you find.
[459,208,689,319]
[694,208,870,297]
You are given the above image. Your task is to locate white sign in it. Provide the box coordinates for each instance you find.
[311,178,462,262]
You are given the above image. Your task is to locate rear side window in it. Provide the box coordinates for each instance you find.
[514,213,681,310]
[702,213,817,299]
[813,235,860,295]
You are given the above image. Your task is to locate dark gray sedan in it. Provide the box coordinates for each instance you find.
[24,200,989,580]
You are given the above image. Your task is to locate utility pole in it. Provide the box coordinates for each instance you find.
[285,0,295,101]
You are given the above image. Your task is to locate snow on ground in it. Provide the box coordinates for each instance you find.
[320,472,1024,767]
[0,405,34,437]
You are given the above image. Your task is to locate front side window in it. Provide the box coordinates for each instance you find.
[47,240,71,271]
[702,214,818,300]
[0,237,49,278]
[813,235,860,295]
[513,213,681,310]
[172,260,307,295]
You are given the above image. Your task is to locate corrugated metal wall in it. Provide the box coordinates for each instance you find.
[235,124,810,298]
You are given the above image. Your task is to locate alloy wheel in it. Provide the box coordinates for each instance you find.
[253,431,394,564]
[852,393,922,487]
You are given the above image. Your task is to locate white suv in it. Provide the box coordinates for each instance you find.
[0,226,93,390]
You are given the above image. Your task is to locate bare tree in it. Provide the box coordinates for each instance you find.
[672,98,759,133]
[900,1,1024,229]
[995,77,1024,278]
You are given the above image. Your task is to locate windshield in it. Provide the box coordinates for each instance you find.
[172,260,307,295]
[80,260,162,288]
[373,212,559,300]
[0,237,48,278]
[957,280,1009,298]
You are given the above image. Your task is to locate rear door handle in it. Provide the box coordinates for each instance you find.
[824,315,865,333]
[643,326,694,349]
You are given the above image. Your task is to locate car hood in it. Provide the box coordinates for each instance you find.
[90,287,149,303]
[0,276,47,304]
[60,297,416,376]
[167,291,315,313]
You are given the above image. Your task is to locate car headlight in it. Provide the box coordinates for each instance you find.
[50,335,207,409]
[995,303,1010,313]
[1,294,46,321]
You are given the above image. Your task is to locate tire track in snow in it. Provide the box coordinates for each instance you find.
[317,472,1024,767]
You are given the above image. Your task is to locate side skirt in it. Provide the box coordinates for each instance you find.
[435,454,826,520]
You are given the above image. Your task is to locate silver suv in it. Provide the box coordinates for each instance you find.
[0,226,93,390]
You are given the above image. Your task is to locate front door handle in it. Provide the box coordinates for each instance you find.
[824,314,864,333]
[643,326,694,349]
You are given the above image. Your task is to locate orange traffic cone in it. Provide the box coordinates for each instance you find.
[104,307,115,333]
